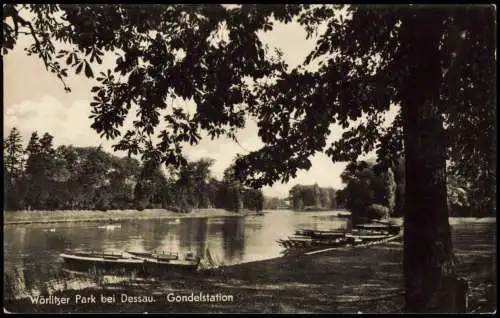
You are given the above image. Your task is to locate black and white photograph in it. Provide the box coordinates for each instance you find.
[3,4,496,314]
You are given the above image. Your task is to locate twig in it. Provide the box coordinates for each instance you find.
[14,11,71,91]
[231,134,250,153]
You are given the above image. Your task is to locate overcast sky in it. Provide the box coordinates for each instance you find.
[3,9,394,198]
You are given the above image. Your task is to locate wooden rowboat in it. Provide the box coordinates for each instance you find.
[126,250,200,272]
[60,252,143,264]
[60,252,144,274]
[278,231,399,251]
[295,229,347,238]
[345,233,394,241]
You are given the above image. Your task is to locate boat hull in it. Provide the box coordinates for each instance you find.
[60,253,144,275]
[278,231,401,253]
[126,251,200,274]
[60,251,200,276]
[142,261,200,275]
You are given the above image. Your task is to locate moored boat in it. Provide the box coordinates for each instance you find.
[295,229,346,238]
[278,223,401,252]
[354,223,401,235]
[60,252,143,263]
[278,233,350,249]
[345,233,393,241]
[60,252,144,273]
[126,250,200,272]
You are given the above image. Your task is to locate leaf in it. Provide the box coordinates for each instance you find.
[84,61,94,78]
[66,54,73,65]
[75,62,83,75]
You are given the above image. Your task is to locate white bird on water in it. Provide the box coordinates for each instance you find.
[167,219,180,224]
[98,224,122,230]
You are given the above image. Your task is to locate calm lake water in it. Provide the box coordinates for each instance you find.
[4,210,352,299]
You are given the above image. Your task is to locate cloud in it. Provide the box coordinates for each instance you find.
[3,96,123,155]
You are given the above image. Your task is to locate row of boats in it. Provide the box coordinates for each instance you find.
[277,222,402,251]
[59,221,401,275]
[60,250,201,275]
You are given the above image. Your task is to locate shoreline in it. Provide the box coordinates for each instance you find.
[3,209,495,226]
[3,208,246,225]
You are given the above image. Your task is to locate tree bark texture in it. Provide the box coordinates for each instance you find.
[401,13,457,312]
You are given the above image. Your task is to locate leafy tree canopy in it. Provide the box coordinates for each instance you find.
[3,4,301,167]
[3,5,495,194]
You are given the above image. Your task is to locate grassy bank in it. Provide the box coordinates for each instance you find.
[4,208,244,225]
[4,209,494,226]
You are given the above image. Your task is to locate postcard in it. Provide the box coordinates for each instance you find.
[3,4,496,314]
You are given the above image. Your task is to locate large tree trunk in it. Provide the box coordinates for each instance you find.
[401,13,457,313]
[403,98,457,312]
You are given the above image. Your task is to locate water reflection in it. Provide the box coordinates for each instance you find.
[222,217,245,263]
[3,210,355,299]
[179,217,209,259]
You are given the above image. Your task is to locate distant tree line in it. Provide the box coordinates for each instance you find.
[288,183,338,211]
[337,158,490,220]
[263,197,289,210]
[3,127,263,212]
